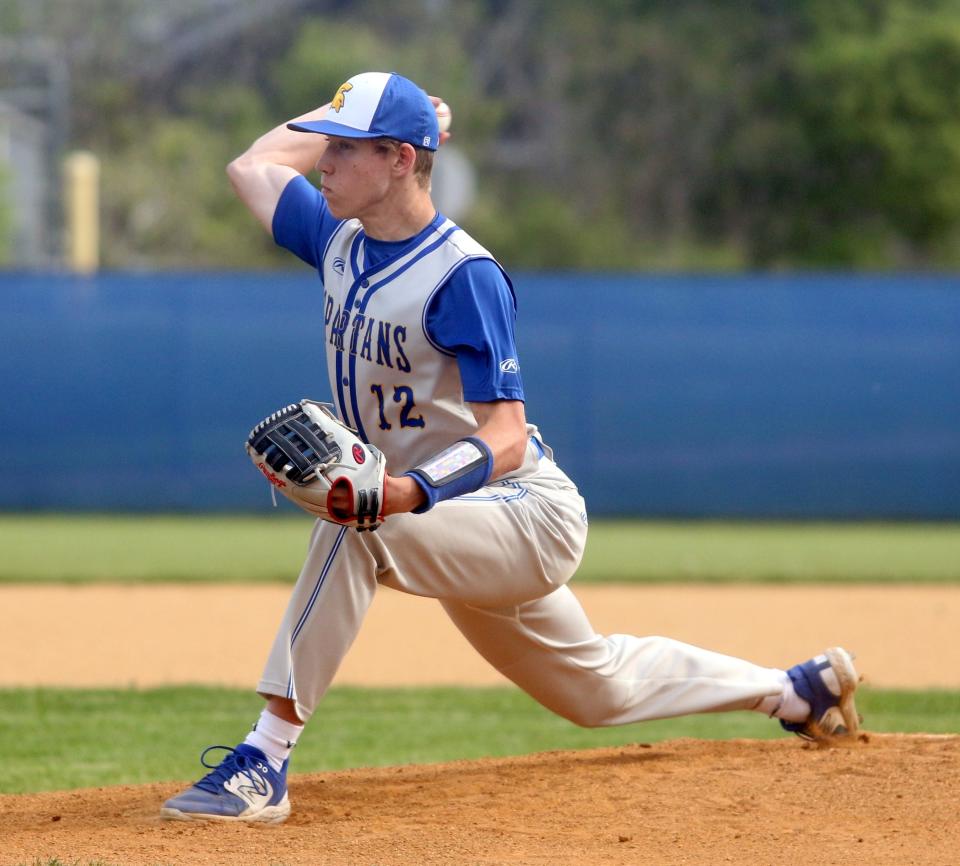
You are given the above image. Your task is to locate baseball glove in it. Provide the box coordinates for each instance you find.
[246,399,386,531]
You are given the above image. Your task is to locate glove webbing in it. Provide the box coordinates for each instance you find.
[248,406,339,483]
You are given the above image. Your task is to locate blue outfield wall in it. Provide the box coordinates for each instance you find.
[1,271,958,518]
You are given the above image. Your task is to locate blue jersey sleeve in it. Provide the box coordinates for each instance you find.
[271,175,342,270]
[425,258,525,403]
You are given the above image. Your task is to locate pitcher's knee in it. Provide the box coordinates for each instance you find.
[562,707,605,728]
[546,684,630,728]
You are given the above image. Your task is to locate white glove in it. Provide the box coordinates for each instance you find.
[245,399,387,531]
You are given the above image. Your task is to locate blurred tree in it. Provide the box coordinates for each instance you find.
[6,0,960,270]
[703,0,960,267]
[98,87,286,268]
[510,0,765,268]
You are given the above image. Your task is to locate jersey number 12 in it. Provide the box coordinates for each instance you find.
[370,384,425,430]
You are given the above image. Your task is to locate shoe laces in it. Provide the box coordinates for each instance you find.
[194,745,270,797]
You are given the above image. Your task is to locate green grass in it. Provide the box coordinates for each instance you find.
[1,515,959,583]
[1,685,956,795]
[0,514,315,583]
[581,520,960,583]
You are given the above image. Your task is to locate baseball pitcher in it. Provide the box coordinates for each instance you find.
[161,71,860,824]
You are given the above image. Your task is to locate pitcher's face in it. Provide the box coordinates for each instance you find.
[316,137,399,221]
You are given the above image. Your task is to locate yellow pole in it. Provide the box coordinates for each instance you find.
[64,150,100,274]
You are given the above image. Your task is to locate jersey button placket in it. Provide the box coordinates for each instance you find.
[334,274,365,429]
[338,273,372,441]
[346,282,367,394]
[355,278,369,310]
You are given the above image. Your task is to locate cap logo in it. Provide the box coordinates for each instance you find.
[422,136,432,147]
[331,81,353,113]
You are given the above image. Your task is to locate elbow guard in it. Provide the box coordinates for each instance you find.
[403,436,494,513]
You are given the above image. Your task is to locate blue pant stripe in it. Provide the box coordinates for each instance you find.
[290,526,348,647]
[285,525,348,700]
[456,484,529,503]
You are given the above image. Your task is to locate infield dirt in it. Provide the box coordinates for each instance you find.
[3,583,958,688]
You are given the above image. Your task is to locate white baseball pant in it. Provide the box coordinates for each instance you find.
[257,446,784,724]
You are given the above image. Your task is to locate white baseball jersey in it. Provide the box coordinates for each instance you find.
[321,215,513,472]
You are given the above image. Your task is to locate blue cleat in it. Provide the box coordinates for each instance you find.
[161,744,290,823]
[781,646,861,741]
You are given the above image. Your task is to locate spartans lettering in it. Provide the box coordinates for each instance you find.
[325,296,411,373]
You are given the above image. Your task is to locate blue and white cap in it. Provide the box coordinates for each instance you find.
[288,72,440,151]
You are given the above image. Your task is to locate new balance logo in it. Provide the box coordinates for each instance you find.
[225,771,272,807]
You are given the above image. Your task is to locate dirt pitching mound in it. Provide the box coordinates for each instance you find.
[3,734,957,866]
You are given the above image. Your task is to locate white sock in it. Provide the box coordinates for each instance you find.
[754,670,811,722]
[244,709,303,772]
